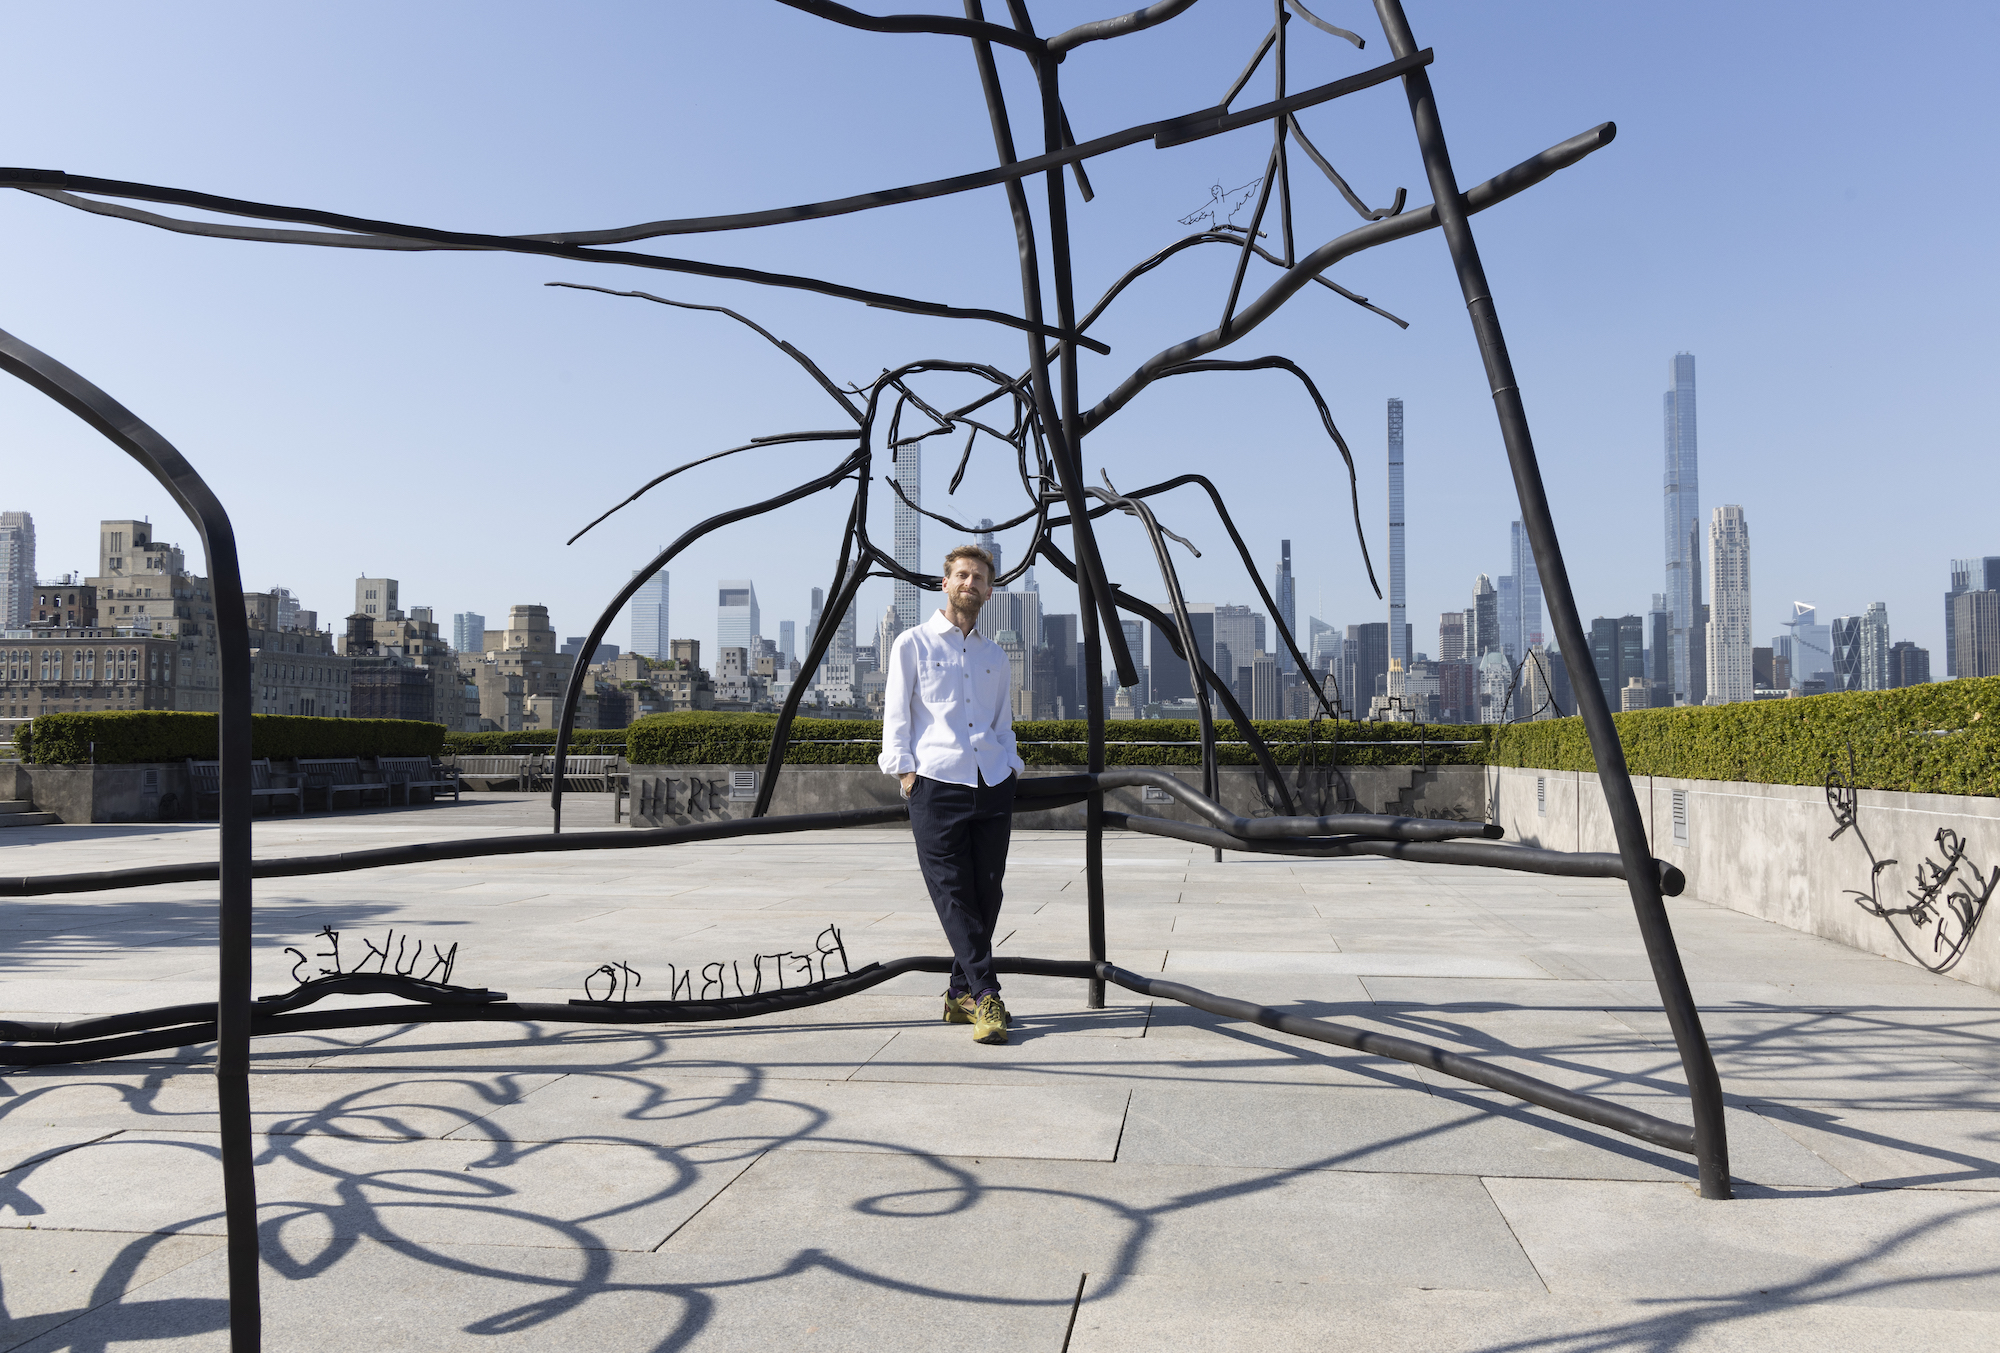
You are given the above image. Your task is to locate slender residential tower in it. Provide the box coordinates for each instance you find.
[1663,354,1700,705]
[1706,505,1751,704]
[891,444,923,629]
[1272,539,1297,675]
[0,511,34,629]
[1387,398,1406,666]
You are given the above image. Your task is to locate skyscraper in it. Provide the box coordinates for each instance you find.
[0,511,35,629]
[717,580,759,658]
[1947,558,2000,676]
[453,612,486,655]
[891,444,924,629]
[630,562,669,661]
[778,619,796,662]
[1343,622,1390,715]
[1472,574,1499,656]
[1953,590,2000,678]
[1509,521,1542,658]
[1272,539,1297,674]
[1648,593,1672,695]
[1788,604,1835,689]
[1858,602,1890,691]
[1387,399,1406,666]
[1496,574,1519,664]
[1706,504,1752,704]
[1438,611,1467,663]
[1663,353,1700,704]
[1888,641,1930,687]
[976,518,1003,579]
[1831,615,1862,692]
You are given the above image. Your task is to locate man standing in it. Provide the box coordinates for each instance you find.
[879,544,1025,1044]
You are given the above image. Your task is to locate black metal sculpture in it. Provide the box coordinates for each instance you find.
[2,4,1736,1347]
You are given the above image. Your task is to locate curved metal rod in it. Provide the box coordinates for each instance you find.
[548,457,861,831]
[1372,0,1731,1199]
[569,430,859,546]
[1286,113,1405,221]
[547,283,865,422]
[1046,0,1202,55]
[1018,768,1493,841]
[1079,122,1618,433]
[0,952,1700,1163]
[0,55,1427,257]
[1104,810,1685,893]
[774,0,1046,55]
[0,172,1106,352]
[1285,0,1364,49]
[0,326,263,1346]
[1150,357,1379,596]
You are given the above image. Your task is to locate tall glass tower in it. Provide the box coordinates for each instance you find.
[1387,399,1406,666]
[891,444,924,629]
[0,511,36,629]
[1663,353,1700,705]
[1272,538,1296,674]
[630,562,669,660]
[717,580,759,660]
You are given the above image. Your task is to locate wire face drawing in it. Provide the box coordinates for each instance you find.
[1,5,1737,1346]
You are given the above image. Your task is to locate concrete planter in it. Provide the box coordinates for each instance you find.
[1487,764,2000,995]
[18,762,190,824]
[624,761,1487,831]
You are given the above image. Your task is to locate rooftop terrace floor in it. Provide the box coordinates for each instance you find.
[4,792,1999,1351]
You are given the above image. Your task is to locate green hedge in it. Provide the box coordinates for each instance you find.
[624,712,1492,767]
[442,728,634,755]
[27,712,446,765]
[1489,677,2000,796]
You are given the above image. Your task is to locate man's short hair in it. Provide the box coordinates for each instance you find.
[942,545,995,582]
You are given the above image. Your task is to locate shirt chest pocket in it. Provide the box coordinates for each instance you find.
[918,657,960,700]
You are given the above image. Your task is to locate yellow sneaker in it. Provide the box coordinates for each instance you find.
[942,992,976,1024]
[972,993,1010,1045]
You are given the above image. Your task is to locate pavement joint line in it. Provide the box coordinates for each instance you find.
[1111,1089,1133,1163]
[650,1148,768,1254]
[1477,1175,1552,1293]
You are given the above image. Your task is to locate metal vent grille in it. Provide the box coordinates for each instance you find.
[728,770,759,800]
[1672,789,1688,843]
[1536,776,1546,817]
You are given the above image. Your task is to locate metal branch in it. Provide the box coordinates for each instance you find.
[1047,0,1203,55]
[1286,113,1405,220]
[1080,122,1618,433]
[567,431,858,547]
[1287,0,1364,48]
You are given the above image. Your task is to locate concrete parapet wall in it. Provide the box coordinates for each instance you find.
[19,762,189,824]
[1486,764,2000,994]
[625,762,1487,831]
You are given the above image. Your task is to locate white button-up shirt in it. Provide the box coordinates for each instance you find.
[878,609,1025,786]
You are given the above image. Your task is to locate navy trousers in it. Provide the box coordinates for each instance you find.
[907,772,1016,996]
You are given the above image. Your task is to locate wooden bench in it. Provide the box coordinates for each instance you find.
[292,758,391,810]
[453,755,528,790]
[554,754,620,793]
[185,759,306,818]
[372,756,460,805]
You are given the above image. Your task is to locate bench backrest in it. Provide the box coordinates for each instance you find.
[455,756,526,776]
[190,759,282,792]
[374,756,441,783]
[561,755,618,774]
[295,757,366,786]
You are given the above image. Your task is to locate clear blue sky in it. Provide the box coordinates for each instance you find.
[3,2,1993,666]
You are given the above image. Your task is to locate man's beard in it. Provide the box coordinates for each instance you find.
[948,587,987,619]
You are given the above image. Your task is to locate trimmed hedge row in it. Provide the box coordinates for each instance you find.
[1489,676,2000,796]
[624,711,1493,767]
[441,729,634,755]
[26,712,445,765]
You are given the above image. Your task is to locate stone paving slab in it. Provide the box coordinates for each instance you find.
[4,798,2000,1348]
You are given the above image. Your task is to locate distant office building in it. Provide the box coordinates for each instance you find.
[717,579,759,659]
[0,511,32,629]
[1308,617,1341,672]
[1830,615,1862,692]
[1472,574,1498,657]
[1496,573,1518,666]
[1343,622,1390,717]
[1520,645,1564,721]
[1947,558,2000,676]
[985,588,1042,653]
[1950,589,2000,679]
[1589,615,1647,714]
[778,619,796,662]
[1787,604,1835,691]
[1857,602,1890,691]
[1273,539,1297,675]
[1706,505,1752,704]
[1150,610,1217,703]
[560,636,620,665]
[891,444,924,629]
[1251,652,1279,719]
[1888,641,1931,688]
[630,562,669,660]
[1477,649,1513,722]
[876,604,901,673]
[976,518,1003,580]
[1649,593,1673,695]
[1387,400,1407,665]
[355,576,400,621]
[1117,617,1149,708]
[1438,611,1467,663]
[1213,605,1265,685]
[453,611,485,655]
[1436,660,1478,723]
[1663,353,1701,705]
[1042,613,1080,718]
[1509,520,1542,661]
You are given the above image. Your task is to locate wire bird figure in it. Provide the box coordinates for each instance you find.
[1179,177,1265,229]
[0,4,1741,1345]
